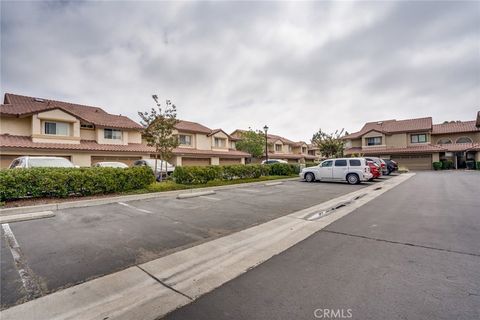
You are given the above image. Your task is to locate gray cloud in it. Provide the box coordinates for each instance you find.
[1,1,478,141]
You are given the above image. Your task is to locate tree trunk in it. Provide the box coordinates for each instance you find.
[159,155,163,182]
[154,154,159,182]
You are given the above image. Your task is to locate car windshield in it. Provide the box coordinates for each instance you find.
[99,162,128,168]
[29,158,74,168]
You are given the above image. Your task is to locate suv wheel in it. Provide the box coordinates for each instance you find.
[305,172,315,182]
[346,173,359,185]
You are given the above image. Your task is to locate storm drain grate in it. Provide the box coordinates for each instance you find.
[306,192,368,221]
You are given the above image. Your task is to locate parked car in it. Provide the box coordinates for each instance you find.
[367,160,381,180]
[93,162,128,168]
[382,159,398,175]
[8,156,76,168]
[133,159,175,181]
[300,158,373,185]
[261,159,288,164]
[365,157,386,176]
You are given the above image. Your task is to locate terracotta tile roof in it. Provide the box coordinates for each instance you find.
[267,134,296,145]
[343,117,433,139]
[2,93,143,130]
[432,120,480,134]
[0,134,155,153]
[173,147,250,158]
[175,120,212,134]
[345,143,480,155]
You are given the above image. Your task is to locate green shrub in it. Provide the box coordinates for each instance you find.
[173,163,296,185]
[0,167,154,201]
[477,161,480,170]
[305,163,318,168]
[432,162,442,170]
[441,160,454,170]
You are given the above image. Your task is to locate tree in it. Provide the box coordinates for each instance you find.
[138,95,179,181]
[235,129,266,159]
[311,128,345,158]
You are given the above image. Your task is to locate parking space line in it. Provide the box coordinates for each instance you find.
[236,188,261,193]
[199,196,221,201]
[117,202,152,214]
[1,223,43,299]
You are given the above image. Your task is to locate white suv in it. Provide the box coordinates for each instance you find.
[299,157,372,184]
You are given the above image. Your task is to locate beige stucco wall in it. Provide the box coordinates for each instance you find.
[386,133,407,147]
[30,109,81,144]
[71,154,92,167]
[432,153,440,162]
[211,131,229,151]
[196,133,211,150]
[211,157,220,165]
[80,129,96,140]
[0,116,32,135]
[362,131,386,147]
[127,131,142,144]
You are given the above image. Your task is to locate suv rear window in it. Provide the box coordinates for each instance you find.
[334,159,347,167]
[349,159,361,166]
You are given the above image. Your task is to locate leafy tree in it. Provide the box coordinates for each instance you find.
[311,128,345,158]
[235,129,266,159]
[138,95,179,181]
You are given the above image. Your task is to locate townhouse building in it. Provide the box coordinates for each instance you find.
[343,112,480,170]
[0,94,249,168]
[230,130,317,163]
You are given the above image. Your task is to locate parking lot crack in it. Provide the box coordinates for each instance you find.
[321,230,480,258]
[136,265,193,301]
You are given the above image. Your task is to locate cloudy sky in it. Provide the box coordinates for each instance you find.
[1,1,478,141]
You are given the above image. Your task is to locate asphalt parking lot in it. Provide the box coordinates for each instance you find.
[1,177,391,309]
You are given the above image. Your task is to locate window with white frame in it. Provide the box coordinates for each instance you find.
[456,137,472,143]
[214,137,226,148]
[104,128,122,140]
[179,134,192,146]
[410,134,427,143]
[44,121,69,136]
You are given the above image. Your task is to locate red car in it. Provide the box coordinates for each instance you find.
[367,161,381,180]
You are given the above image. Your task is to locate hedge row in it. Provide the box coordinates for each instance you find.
[173,163,300,184]
[0,167,155,201]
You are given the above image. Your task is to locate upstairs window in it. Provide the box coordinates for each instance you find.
[275,144,282,152]
[437,138,452,144]
[179,134,192,146]
[104,128,122,140]
[302,147,307,153]
[80,123,94,129]
[411,134,427,143]
[366,137,382,146]
[214,137,226,148]
[44,121,69,136]
[456,137,472,143]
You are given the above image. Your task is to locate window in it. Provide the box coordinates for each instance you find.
[411,134,427,143]
[456,137,472,143]
[349,159,361,166]
[321,160,333,167]
[437,138,452,144]
[44,122,69,136]
[179,134,192,145]
[214,137,226,148]
[302,147,307,153]
[366,137,382,146]
[104,128,122,140]
[334,159,347,167]
[275,144,282,152]
[80,123,94,129]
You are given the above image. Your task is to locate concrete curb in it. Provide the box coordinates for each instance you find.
[0,211,56,224]
[265,181,283,186]
[177,190,216,199]
[0,177,299,216]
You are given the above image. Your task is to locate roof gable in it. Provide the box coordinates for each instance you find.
[344,117,432,139]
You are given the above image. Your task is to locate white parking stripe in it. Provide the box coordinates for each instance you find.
[1,223,42,298]
[118,202,152,214]
[237,188,260,193]
[199,196,221,201]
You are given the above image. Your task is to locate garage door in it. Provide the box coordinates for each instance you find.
[91,156,141,166]
[390,154,432,170]
[219,158,241,165]
[182,157,211,166]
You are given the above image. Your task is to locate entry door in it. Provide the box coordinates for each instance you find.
[318,160,333,179]
[332,159,348,179]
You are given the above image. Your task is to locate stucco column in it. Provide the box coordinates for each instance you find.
[211,157,220,165]
[475,152,480,162]
[71,154,91,167]
[240,157,245,164]
[176,156,182,166]
[432,153,440,162]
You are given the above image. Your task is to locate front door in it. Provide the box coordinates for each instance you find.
[318,160,333,179]
[332,159,348,179]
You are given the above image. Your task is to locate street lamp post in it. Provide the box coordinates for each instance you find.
[263,125,269,163]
